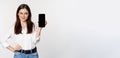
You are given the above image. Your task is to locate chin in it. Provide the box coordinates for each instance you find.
[21,19,27,22]
[21,20,27,22]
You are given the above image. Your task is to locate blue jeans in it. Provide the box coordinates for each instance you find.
[14,52,39,58]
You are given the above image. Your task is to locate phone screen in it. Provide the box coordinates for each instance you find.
[38,14,45,27]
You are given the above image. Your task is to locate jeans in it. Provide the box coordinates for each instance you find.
[14,52,39,58]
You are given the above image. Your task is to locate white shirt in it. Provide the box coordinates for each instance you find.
[0,25,40,50]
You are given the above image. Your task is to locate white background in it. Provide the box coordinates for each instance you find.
[0,0,120,58]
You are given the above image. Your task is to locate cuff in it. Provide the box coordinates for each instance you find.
[1,42,9,48]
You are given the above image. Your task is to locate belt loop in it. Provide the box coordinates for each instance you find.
[30,49,32,53]
[21,50,23,53]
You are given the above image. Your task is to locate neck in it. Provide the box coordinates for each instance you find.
[21,21,27,29]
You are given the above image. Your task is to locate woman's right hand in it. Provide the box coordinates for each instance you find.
[14,44,22,51]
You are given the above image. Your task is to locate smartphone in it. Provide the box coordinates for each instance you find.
[38,14,45,27]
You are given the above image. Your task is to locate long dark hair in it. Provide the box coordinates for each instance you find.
[14,4,34,34]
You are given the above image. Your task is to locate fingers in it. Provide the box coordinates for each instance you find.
[45,20,47,25]
[15,44,22,50]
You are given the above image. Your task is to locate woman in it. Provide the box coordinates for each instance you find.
[1,4,46,58]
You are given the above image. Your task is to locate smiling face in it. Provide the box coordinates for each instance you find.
[18,8,29,22]
[15,4,33,34]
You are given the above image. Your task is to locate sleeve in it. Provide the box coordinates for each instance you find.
[32,22,40,44]
[0,27,13,48]
[32,32,40,44]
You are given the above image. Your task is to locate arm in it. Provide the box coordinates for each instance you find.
[33,20,47,43]
[7,45,21,52]
[1,26,21,52]
[36,27,42,38]
[36,20,47,39]
[7,45,15,52]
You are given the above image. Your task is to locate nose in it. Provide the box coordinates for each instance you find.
[22,14,25,18]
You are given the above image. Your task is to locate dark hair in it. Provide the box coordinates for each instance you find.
[14,4,34,34]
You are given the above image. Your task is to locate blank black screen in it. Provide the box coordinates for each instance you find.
[38,14,45,27]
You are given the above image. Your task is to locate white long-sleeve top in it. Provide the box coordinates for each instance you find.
[0,25,40,50]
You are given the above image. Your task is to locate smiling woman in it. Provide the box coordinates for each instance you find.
[0,4,46,58]
[18,9,29,22]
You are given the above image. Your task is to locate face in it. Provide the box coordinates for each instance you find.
[18,8,29,22]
